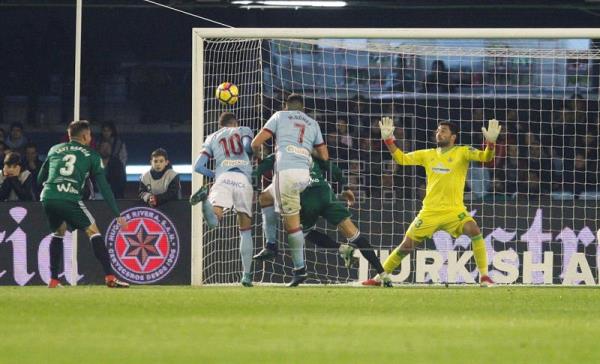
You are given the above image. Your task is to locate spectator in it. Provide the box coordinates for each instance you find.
[327,118,354,160]
[138,148,180,207]
[563,152,597,197]
[0,141,9,170]
[0,152,36,201]
[98,141,126,199]
[423,60,456,94]
[98,121,128,167]
[5,122,28,153]
[23,143,43,198]
[493,143,522,195]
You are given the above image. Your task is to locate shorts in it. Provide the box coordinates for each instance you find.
[405,208,475,243]
[300,185,351,231]
[209,171,253,217]
[42,199,95,232]
[271,169,311,216]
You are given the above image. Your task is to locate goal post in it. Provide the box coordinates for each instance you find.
[192,28,600,286]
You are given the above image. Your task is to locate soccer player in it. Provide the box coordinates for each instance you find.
[363,117,501,287]
[252,155,389,282]
[38,120,129,288]
[190,112,255,287]
[251,94,328,287]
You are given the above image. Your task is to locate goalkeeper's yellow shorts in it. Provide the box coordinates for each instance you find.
[405,208,476,243]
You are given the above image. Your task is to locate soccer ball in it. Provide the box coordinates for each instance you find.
[215,82,239,106]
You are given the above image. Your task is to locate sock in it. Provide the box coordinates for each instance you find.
[90,234,113,276]
[350,233,385,274]
[239,229,253,274]
[49,235,64,280]
[305,230,339,249]
[202,200,219,228]
[287,230,305,270]
[382,246,407,274]
[261,205,279,244]
[471,234,489,277]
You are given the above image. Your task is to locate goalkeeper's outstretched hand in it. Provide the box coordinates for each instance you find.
[481,119,501,143]
[378,117,395,140]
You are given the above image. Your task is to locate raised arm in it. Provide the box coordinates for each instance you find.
[251,129,273,157]
[313,144,329,161]
[193,153,215,179]
[379,117,423,166]
[469,119,501,162]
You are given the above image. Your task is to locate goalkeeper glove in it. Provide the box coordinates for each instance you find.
[481,119,501,144]
[378,117,395,144]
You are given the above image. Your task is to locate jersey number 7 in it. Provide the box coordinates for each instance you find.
[293,123,305,143]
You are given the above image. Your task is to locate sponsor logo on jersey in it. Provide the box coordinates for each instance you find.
[106,207,179,284]
[285,145,310,157]
[432,162,451,174]
[221,159,250,167]
[56,183,79,194]
[222,178,245,188]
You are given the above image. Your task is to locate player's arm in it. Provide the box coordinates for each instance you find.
[469,119,501,162]
[37,157,49,187]
[378,117,423,166]
[251,129,272,157]
[193,152,215,179]
[242,128,254,156]
[91,155,120,217]
[312,124,328,161]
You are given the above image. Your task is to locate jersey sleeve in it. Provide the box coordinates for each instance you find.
[390,149,427,166]
[90,152,105,177]
[240,126,254,139]
[464,145,495,162]
[263,113,278,136]
[201,135,214,158]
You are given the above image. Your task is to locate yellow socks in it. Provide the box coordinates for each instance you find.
[383,247,407,274]
[471,234,488,277]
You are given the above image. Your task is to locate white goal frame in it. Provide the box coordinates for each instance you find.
[191,28,600,286]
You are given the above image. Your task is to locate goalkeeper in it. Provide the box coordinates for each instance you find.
[253,154,388,282]
[364,118,501,287]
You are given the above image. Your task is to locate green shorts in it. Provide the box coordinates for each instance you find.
[42,199,95,232]
[300,185,351,231]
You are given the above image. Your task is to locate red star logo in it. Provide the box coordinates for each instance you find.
[121,222,164,270]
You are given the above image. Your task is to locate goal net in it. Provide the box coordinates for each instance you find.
[192,29,600,286]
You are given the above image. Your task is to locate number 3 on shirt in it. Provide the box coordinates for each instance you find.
[293,123,305,143]
[59,154,77,176]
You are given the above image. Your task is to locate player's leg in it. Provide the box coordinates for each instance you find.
[237,212,254,287]
[64,200,128,288]
[300,189,340,250]
[42,200,68,288]
[336,218,385,274]
[276,169,311,287]
[461,220,493,286]
[234,180,254,287]
[82,223,128,288]
[190,184,219,227]
[253,187,279,261]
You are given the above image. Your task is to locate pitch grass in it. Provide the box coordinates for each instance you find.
[1,286,599,364]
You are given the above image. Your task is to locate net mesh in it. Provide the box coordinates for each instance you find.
[200,36,600,285]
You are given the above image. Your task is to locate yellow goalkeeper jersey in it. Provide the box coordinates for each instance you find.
[391,145,494,211]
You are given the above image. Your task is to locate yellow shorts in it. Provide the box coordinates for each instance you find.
[405,208,475,243]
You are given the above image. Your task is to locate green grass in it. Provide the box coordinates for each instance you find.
[1,286,599,364]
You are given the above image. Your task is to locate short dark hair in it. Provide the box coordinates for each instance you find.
[101,121,118,138]
[68,120,91,138]
[4,151,21,166]
[218,112,237,127]
[438,121,459,135]
[286,93,304,110]
[10,122,23,131]
[151,148,168,160]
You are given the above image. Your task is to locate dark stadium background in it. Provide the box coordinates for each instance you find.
[1,1,599,193]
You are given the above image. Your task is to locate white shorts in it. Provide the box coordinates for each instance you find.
[209,172,253,217]
[267,169,311,216]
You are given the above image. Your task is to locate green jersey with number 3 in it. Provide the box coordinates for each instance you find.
[39,140,120,218]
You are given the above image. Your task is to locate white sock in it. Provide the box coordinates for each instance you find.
[239,229,253,274]
[287,230,305,270]
[261,206,279,244]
